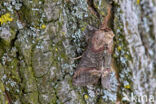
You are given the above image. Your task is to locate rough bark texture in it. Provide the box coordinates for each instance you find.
[0,0,156,104]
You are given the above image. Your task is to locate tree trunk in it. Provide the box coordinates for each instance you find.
[0,0,155,104]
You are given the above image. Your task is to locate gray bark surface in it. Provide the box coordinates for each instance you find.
[0,0,156,104]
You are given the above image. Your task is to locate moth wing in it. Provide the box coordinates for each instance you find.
[101,73,111,90]
[101,68,112,90]
[73,67,101,86]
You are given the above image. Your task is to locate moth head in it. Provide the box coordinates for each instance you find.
[91,29,114,52]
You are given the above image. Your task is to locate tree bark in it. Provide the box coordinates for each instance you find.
[0,0,156,104]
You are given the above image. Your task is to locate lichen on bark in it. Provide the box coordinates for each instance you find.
[0,0,156,104]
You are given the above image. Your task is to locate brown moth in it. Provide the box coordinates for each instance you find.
[73,5,115,89]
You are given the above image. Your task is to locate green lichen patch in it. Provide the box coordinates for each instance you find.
[56,75,86,104]
[17,0,44,27]
[0,38,9,58]
[0,64,8,104]
[2,57,21,102]
[113,4,133,103]
[37,75,57,104]
[0,27,17,48]
[19,66,38,93]
[21,91,39,104]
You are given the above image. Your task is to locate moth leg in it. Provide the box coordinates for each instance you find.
[72,56,82,60]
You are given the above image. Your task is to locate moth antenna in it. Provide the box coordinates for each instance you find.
[100,4,112,29]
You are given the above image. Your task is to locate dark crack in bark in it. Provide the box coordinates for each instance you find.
[87,0,100,19]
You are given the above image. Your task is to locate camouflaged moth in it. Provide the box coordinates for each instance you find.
[72,5,115,89]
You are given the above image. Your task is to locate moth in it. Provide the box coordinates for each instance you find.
[72,5,115,89]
